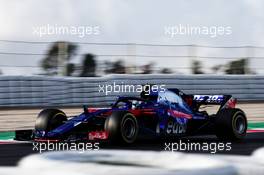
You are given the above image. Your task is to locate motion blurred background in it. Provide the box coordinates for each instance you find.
[0,0,264,76]
[0,0,264,131]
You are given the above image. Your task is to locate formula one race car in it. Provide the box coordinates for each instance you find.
[31,88,247,144]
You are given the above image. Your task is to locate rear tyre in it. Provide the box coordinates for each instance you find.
[215,108,247,140]
[35,109,67,132]
[105,111,139,144]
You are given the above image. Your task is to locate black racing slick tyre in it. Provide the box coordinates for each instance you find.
[215,108,247,141]
[105,111,139,144]
[35,109,67,132]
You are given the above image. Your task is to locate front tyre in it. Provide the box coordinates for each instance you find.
[35,109,67,132]
[215,108,247,140]
[105,111,139,144]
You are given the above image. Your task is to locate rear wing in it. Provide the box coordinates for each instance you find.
[193,94,237,109]
[166,88,237,109]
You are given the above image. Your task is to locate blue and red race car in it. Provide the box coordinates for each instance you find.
[32,88,247,144]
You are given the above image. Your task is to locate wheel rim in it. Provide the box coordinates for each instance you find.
[121,117,136,140]
[234,115,246,134]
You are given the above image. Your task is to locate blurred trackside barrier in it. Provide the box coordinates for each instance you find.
[0,74,264,107]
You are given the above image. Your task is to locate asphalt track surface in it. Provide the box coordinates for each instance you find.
[0,132,263,166]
